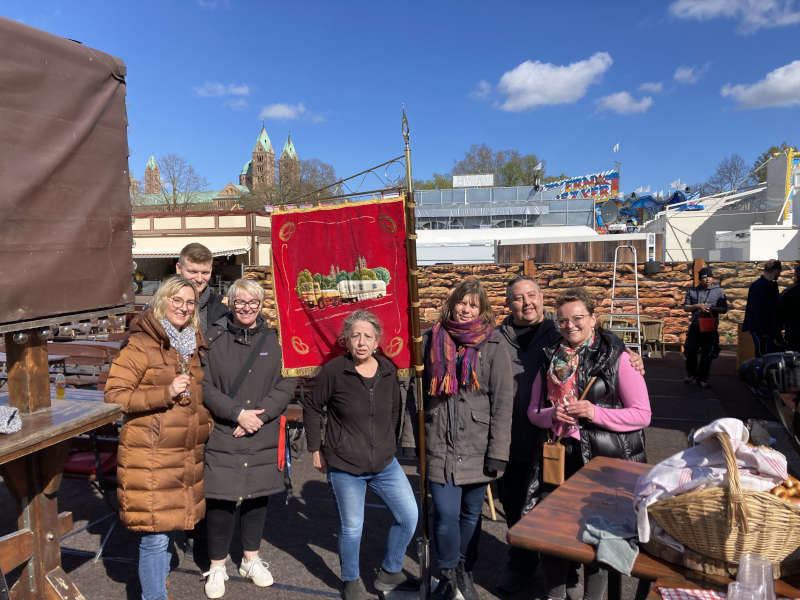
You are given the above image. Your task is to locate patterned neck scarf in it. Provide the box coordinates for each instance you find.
[160,318,197,360]
[426,318,493,397]
[546,333,595,418]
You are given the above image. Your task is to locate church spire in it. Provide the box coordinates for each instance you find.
[254,124,273,153]
[281,134,297,160]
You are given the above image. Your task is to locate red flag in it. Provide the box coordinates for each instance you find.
[271,196,411,376]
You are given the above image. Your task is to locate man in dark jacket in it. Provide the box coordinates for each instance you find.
[743,259,782,356]
[176,242,229,332]
[495,276,561,594]
[779,264,800,352]
[682,267,728,388]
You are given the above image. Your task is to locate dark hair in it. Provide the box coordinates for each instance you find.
[179,243,213,265]
[555,287,595,315]
[698,267,712,279]
[505,275,540,300]
[440,278,494,324]
[764,259,782,274]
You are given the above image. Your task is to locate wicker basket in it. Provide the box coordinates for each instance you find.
[648,432,800,564]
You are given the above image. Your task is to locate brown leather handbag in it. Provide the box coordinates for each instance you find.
[542,376,597,486]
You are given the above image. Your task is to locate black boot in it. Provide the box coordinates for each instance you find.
[341,578,368,600]
[432,568,464,600]
[455,562,479,600]
[374,567,419,592]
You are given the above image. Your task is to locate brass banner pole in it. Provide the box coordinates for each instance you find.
[402,108,430,599]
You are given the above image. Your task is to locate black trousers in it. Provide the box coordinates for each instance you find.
[206,496,269,561]
[497,460,540,573]
[684,324,718,382]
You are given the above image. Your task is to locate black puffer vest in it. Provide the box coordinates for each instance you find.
[541,328,647,464]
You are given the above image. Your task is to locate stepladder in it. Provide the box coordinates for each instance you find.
[607,245,642,355]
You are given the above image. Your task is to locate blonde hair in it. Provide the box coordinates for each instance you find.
[226,278,266,306]
[152,275,200,330]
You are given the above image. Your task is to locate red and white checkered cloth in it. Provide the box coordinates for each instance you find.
[658,588,725,600]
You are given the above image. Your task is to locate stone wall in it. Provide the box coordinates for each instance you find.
[246,261,797,346]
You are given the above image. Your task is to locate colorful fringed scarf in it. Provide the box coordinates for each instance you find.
[426,318,493,397]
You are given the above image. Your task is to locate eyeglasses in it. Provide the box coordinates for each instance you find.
[557,314,590,328]
[168,297,196,310]
[233,299,261,310]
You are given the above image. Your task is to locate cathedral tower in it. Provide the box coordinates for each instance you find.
[251,125,275,193]
[144,155,161,194]
[279,135,300,195]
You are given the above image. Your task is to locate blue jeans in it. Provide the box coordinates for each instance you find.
[430,479,486,570]
[327,458,418,581]
[139,531,177,600]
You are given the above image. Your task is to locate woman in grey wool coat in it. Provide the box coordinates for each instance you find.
[200,278,297,599]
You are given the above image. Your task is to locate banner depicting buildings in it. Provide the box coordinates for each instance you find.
[270,195,411,376]
[542,169,620,200]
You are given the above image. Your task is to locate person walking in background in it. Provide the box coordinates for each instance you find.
[779,264,800,352]
[105,275,212,600]
[176,243,229,332]
[415,278,513,600]
[528,287,650,600]
[304,310,418,600]
[682,267,728,388]
[201,279,298,599]
[743,259,782,357]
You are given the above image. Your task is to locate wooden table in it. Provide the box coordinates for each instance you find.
[0,397,121,598]
[507,456,800,599]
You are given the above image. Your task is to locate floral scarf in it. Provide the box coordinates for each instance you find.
[160,318,197,360]
[546,333,595,427]
[426,318,493,396]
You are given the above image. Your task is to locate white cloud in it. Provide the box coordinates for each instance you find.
[596,92,654,114]
[639,81,663,93]
[193,82,250,97]
[721,59,800,108]
[259,103,307,120]
[669,0,800,33]
[225,98,248,110]
[497,52,613,111]
[674,63,710,84]
[469,80,492,100]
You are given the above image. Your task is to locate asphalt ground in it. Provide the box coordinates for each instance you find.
[0,349,792,599]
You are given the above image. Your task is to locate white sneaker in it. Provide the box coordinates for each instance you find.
[203,564,229,599]
[239,556,274,587]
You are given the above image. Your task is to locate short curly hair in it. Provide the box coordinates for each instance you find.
[554,287,595,315]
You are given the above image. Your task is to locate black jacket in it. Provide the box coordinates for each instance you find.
[743,275,780,337]
[305,353,401,476]
[541,329,647,465]
[202,314,298,501]
[496,315,561,463]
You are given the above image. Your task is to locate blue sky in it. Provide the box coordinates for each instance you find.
[4,1,799,195]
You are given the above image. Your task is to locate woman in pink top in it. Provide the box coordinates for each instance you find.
[527,287,650,600]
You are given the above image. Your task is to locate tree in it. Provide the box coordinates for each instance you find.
[452,144,543,187]
[291,158,337,203]
[158,154,209,209]
[415,172,452,189]
[705,154,756,193]
[752,142,796,183]
[373,267,391,286]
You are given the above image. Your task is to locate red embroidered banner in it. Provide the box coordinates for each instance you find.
[271,195,411,375]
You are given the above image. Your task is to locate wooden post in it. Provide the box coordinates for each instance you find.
[523,259,537,277]
[4,331,49,414]
[692,258,706,287]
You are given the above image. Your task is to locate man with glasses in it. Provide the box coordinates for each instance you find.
[176,243,228,332]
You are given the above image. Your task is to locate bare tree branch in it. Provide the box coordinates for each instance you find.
[158,154,209,210]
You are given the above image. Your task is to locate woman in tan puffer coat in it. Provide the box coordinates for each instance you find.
[105,275,212,600]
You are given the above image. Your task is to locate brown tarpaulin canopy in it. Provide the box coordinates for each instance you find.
[0,17,132,330]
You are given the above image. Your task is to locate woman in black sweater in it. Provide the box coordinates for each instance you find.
[304,309,418,600]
